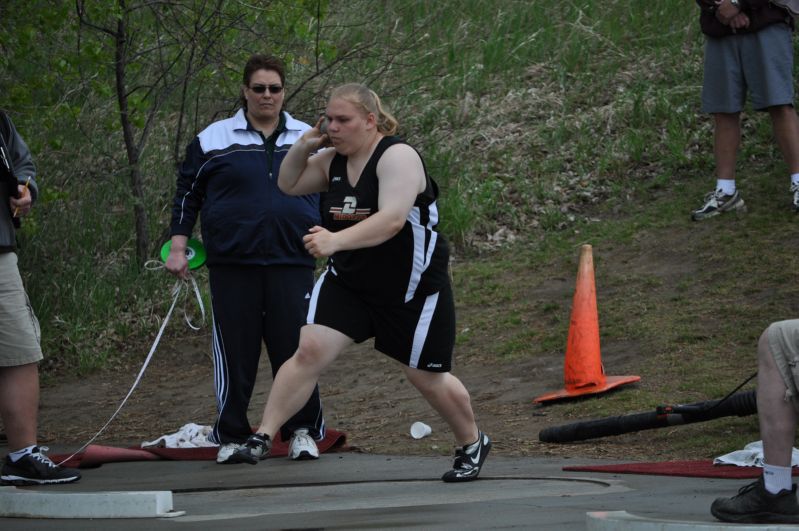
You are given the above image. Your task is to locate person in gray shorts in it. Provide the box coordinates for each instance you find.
[0,111,80,486]
[692,0,799,220]
[711,319,799,523]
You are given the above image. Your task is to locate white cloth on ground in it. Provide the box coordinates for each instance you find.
[713,440,799,467]
[141,423,216,448]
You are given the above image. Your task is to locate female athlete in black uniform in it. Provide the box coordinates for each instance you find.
[230,83,490,482]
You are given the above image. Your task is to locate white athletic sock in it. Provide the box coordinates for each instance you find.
[716,179,736,196]
[8,445,37,463]
[791,173,799,187]
[763,463,792,494]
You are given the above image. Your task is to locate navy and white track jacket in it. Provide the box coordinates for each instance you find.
[170,109,319,267]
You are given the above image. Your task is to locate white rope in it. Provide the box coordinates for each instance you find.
[144,261,206,330]
[55,265,205,466]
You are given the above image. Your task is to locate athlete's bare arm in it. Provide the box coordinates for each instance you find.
[302,143,425,258]
[278,117,335,196]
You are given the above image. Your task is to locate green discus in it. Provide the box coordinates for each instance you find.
[160,238,207,270]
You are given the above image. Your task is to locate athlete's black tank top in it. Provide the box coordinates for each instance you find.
[321,136,450,305]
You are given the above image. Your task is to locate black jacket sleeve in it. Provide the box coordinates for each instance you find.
[170,136,207,237]
[0,112,37,249]
[697,0,793,37]
[1,113,38,202]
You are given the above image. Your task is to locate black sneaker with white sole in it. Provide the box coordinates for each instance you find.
[441,431,491,482]
[711,477,799,523]
[228,433,271,465]
[1,447,81,485]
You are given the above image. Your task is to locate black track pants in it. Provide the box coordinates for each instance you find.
[208,264,325,444]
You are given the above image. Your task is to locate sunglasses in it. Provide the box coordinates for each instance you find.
[249,84,283,94]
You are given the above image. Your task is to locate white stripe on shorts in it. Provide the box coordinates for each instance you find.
[409,291,438,369]
[307,268,329,324]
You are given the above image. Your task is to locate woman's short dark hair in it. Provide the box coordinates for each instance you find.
[240,54,286,108]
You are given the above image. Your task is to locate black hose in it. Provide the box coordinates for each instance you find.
[538,390,757,443]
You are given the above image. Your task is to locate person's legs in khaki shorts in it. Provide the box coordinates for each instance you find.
[0,253,43,367]
[759,319,799,468]
[711,319,799,522]
[0,252,43,452]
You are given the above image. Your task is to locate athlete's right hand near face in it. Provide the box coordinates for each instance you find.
[300,116,332,151]
[277,117,335,197]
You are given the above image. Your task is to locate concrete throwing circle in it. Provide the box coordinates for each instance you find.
[172,476,628,523]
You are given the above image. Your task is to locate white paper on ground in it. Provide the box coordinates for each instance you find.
[141,423,216,448]
[713,440,799,467]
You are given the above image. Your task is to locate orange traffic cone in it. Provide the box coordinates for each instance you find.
[534,244,640,403]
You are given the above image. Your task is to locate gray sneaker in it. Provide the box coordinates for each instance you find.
[1,447,81,485]
[711,477,799,524]
[228,433,271,465]
[691,189,746,221]
[791,183,799,212]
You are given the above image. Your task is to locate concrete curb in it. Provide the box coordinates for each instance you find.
[0,486,184,518]
[587,510,799,530]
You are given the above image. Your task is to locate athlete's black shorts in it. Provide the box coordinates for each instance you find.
[307,269,455,372]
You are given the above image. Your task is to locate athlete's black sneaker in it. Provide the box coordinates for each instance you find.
[441,431,491,482]
[1,447,81,486]
[711,477,799,524]
[228,433,271,465]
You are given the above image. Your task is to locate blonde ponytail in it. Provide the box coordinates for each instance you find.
[329,83,399,135]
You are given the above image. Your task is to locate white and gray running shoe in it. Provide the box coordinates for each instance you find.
[215,442,239,464]
[441,431,491,482]
[691,189,746,221]
[791,183,799,213]
[228,433,271,465]
[288,429,319,460]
